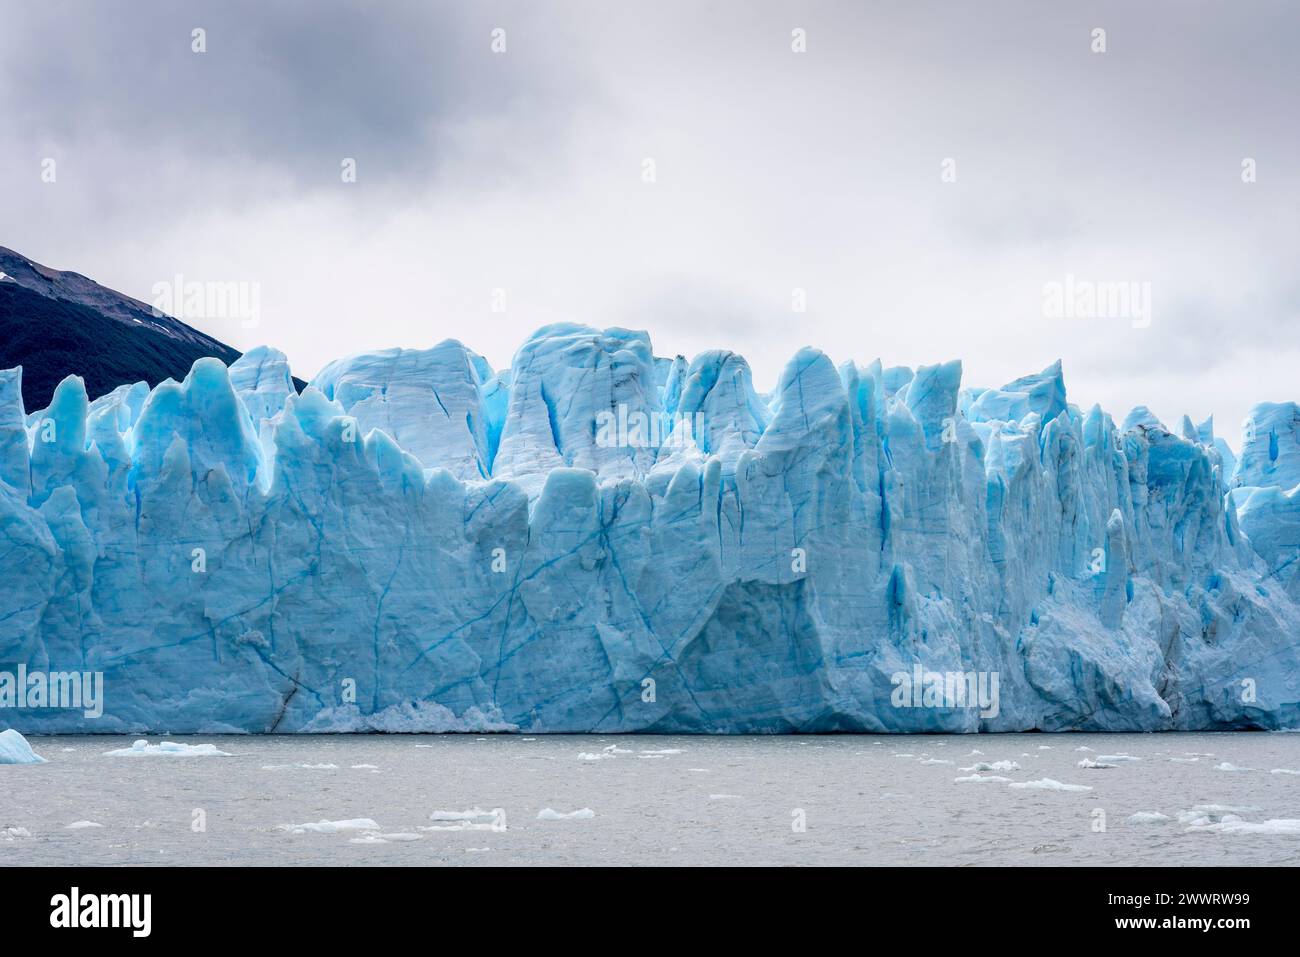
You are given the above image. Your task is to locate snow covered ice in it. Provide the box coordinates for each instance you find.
[2,323,1300,733]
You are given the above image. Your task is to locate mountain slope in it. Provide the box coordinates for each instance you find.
[0,246,250,412]
[0,282,243,412]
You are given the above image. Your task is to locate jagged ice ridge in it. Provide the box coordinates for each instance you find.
[2,323,1298,732]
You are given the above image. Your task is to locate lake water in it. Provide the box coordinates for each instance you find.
[4,732,1300,866]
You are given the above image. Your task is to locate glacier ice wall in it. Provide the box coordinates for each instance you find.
[1,323,1298,733]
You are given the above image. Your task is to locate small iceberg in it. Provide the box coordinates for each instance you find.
[961,760,1020,772]
[1009,778,1092,792]
[1187,817,1300,835]
[1078,759,1118,769]
[1127,812,1172,824]
[0,729,46,765]
[349,832,422,844]
[424,808,507,832]
[104,739,231,757]
[278,818,380,834]
[537,808,595,821]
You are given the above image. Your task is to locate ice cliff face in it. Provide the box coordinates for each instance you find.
[2,324,1298,733]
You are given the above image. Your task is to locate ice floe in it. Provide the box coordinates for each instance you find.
[278,818,380,834]
[537,808,595,820]
[349,832,422,844]
[961,760,1020,772]
[423,808,507,832]
[104,739,231,757]
[1008,778,1092,792]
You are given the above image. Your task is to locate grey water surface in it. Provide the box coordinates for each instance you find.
[3,733,1299,866]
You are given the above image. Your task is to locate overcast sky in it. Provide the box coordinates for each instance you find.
[2,0,1297,445]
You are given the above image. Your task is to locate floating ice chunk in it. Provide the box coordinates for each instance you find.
[961,760,1020,772]
[1215,762,1254,772]
[1270,768,1300,775]
[1176,805,1260,827]
[350,764,379,770]
[1009,778,1092,792]
[1187,818,1300,835]
[424,808,507,832]
[1127,812,1172,824]
[2,826,33,840]
[1181,804,1259,816]
[1037,746,1052,750]
[919,758,954,765]
[349,832,422,844]
[104,739,231,757]
[967,750,984,756]
[1169,757,1199,763]
[1078,759,1118,769]
[1075,746,1095,753]
[639,749,683,755]
[66,820,103,829]
[1095,754,1140,763]
[955,774,1012,783]
[604,744,633,754]
[279,819,381,834]
[577,752,612,761]
[537,808,595,820]
[0,729,46,764]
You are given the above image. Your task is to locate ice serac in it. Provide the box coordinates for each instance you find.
[1,328,1299,733]
[312,341,493,481]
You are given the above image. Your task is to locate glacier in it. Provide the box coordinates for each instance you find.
[1,323,1298,733]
